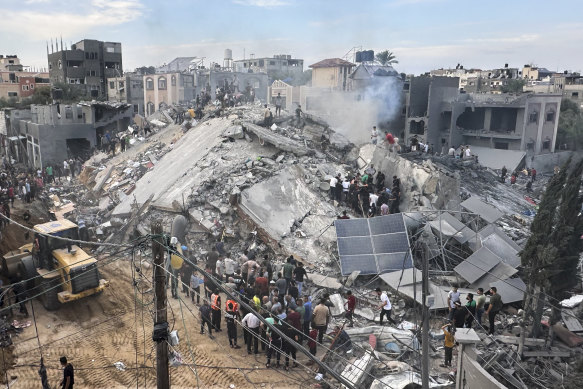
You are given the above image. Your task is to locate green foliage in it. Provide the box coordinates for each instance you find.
[135,66,156,75]
[501,79,525,93]
[556,98,583,150]
[375,50,398,66]
[52,82,85,104]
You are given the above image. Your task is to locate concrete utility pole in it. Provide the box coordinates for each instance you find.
[152,221,170,389]
[421,249,430,389]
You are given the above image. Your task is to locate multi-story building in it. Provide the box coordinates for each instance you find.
[143,73,195,116]
[107,74,145,116]
[4,102,132,167]
[48,39,122,98]
[0,55,50,101]
[309,58,355,90]
[430,64,520,94]
[522,65,553,81]
[234,54,304,81]
[0,55,24,71]
[404,75,562,158]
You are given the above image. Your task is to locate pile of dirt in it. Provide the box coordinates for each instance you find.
[0,200,51,256]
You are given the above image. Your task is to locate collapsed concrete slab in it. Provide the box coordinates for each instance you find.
[238,164,338,265]
[112,118,231,216]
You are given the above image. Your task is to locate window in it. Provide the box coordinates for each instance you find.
[572,92,579,98]
[259,60,264,67]
[90,70,97,77]
[110,81,115,89]
[77,111,83,119]
[529,112,538,123]
[58,60,62,69]
[133,104,139,113]
[7,92,17,97]
[22,85,29,91]
[85,52,89,59]
[171,75,176,86]
[106,47,115,53]
[269,61,276,65]
[119,81,124,89]
[546,111,555,122]
[158,77,166,90]
[49,63,52,70]
[146,78,154,90]
[244,63,247,68]
[30,84,34,89]
[65,107,73,119]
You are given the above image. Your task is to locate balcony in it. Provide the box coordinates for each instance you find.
[461,128,522,140]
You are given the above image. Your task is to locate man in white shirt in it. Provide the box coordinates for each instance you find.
[215,258,224,280]
[464,146,471,159]
[376,287,396,325]
[447,285,461,320]
[241,311,261,354]
[342,179,350,202]
[329,175,338,200]
[448,146,455,156]
[371,126,379,145]
[223,255,236,282]
[369,193,379,208]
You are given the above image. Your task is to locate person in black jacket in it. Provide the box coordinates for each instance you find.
[199,300,214,338]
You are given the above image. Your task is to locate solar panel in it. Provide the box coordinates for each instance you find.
[377,253,412,273]
[372,233,410,254]
[369,214,405,235]
[335,218,370,238]
[335,214,414,276]
[339,254,379,275]
[337,236,375,256]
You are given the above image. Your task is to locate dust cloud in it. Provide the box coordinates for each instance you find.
[308,76,403,144]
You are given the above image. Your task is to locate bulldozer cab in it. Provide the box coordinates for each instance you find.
[33,220,79,270]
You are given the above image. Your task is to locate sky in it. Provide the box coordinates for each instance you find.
[2,0,583,75]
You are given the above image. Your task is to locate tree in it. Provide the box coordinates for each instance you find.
[501,79,525,93]
[375,50,398,66]
[52,82,84,104]
[30,86,52,105]
[556,98,583,150]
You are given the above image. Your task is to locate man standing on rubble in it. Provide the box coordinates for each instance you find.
[210,289,222,332]
[275,93,282,117]
[263,104,273,127]
[475,288,486,327]
[371,126,379,145]
[312,300,331,344]
[486,287,503,335]
[376,287,396,325]
[447,285,461,321]
[282,257,295,294]
[224,254,236,282]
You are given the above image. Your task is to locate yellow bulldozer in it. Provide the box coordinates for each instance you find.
[1,219,109,311]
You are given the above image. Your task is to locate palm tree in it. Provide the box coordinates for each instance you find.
[375,50,398,66]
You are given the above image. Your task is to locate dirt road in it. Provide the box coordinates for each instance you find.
[8,256,314,388]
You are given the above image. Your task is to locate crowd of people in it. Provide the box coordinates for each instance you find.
[329,166,402,217]
[441,285,504,367]
[171,249,395,370]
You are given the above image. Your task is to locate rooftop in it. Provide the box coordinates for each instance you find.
[309,58,355,69]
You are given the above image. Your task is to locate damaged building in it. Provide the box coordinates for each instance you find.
[404,75,563,170]
[4,101,131,167]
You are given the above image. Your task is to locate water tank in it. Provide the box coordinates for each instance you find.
[224,49,233,60]
[365,50,375,62]
[355,51,363,63]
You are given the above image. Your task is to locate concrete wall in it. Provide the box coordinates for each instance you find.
[530,150,574,173]
[370,146,460,211]
[311,67,346,89]
[459,346,507,389]
[426,77,460,149]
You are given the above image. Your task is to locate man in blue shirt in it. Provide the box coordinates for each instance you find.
[303,298,312,340]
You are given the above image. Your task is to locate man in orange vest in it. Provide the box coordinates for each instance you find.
[210,290,222,332]
[225,298,241,348]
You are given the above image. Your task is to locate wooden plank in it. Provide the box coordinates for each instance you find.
[522,350,570,358]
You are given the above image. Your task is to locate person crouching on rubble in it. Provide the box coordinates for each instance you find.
[440,322,455,368]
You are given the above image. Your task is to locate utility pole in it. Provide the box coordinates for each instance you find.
[152,221,169,389]
[421,246,430,389]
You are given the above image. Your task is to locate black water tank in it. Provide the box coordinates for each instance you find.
[52,88,63,100]
[364,50,375,62]
[355,51,363,63]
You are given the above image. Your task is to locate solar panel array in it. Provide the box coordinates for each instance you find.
[335,214,413,276]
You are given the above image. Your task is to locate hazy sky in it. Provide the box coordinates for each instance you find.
[2,0,583,75]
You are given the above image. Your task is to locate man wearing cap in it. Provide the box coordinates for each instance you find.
[376,288,396,325]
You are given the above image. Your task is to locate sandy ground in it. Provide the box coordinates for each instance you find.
[7,256,316,388]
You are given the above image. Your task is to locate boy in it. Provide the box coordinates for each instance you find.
[440,322,455,367]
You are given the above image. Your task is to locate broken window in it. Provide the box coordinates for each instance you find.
[410,120,425,135]
[146,78,154,90]
[529,112,538,123]
[158,77,167,90]
[546,111,555,122]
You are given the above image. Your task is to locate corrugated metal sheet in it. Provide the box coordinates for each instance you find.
[490,277,526,303]
[461,196,504,224]
[427,212,475,244]
[454,247,501,284]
